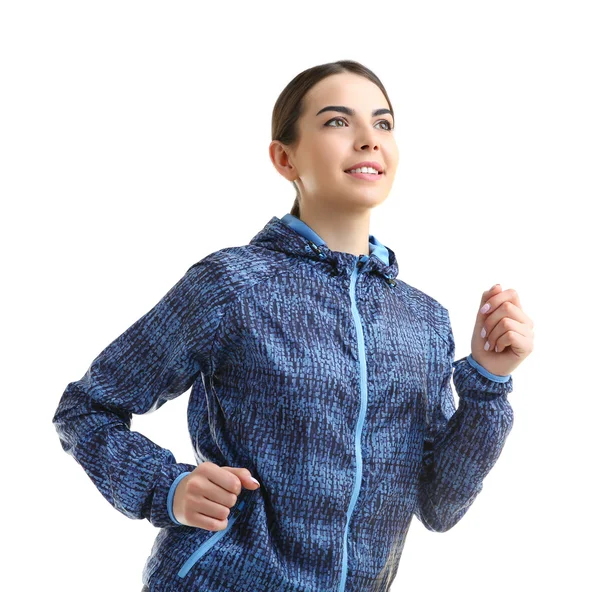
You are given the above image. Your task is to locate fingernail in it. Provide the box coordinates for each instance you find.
[490,284,499,291]
[250,477,260,486]
[480,303,490,314]
[484,341,490,351]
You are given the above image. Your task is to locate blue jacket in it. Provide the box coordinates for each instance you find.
[52,213,514,591]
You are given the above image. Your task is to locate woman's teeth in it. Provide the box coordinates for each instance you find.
[346,167,380,175]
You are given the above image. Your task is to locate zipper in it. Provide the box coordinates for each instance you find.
[177,499,247,578]
[338,255,369,591]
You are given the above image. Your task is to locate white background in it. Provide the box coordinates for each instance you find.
[2,1,598,590]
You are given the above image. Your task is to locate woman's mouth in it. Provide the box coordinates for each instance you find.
[344,169,384,181]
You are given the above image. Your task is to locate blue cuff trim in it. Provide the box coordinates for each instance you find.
[167,471,192,525]
[467,354,511,382]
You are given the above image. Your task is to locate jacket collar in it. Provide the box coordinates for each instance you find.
[249,214,399,286]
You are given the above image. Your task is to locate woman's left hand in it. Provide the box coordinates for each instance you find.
[471,284,534,377]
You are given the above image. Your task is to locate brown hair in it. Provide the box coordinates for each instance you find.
[271,60,394,218]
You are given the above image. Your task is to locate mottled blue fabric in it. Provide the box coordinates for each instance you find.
[52,214,514,591]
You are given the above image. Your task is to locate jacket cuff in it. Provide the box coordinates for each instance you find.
[168,471,192,525]
[149,462,196,528]
[452,356,513,402]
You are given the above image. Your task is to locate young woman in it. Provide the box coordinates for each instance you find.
[52,60,534,592]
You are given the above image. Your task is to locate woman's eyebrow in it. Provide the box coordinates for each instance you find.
[315,105,392,118]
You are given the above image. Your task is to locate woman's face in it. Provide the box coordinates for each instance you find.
[272,72,399,214]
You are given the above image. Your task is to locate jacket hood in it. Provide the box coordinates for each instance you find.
[249,213,399,286]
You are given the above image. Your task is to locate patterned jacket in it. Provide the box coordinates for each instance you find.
[52,213,514,591]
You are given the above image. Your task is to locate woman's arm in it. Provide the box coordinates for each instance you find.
[52,258,229,529]
[414,304,515,533]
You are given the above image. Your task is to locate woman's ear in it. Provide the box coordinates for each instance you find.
[269,141,297,183]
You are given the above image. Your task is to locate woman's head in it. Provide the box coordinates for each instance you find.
[270,60,399,219]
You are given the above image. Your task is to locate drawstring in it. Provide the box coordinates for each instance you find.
[382,273,397,288]
[305,241,339,276]
[305,242,326,259]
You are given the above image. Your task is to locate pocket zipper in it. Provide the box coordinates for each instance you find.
[177,499,247,578]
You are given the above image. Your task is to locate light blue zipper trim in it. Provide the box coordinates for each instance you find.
[338,255,370,591]
[177,499,247,578]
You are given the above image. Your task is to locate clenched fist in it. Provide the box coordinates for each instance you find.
[172,462,261,531]
[471,283,534,377]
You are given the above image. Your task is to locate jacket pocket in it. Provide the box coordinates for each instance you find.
[177,498,247,579]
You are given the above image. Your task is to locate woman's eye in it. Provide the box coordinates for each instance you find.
[325,117,347,128]
[378,119,393,131]
[325,117,394,131]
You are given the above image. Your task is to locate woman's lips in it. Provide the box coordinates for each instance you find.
[344,171,384,181]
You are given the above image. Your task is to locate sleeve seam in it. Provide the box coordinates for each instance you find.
[429,303,451,346]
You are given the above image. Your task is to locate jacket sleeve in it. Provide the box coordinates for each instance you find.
[414,303,515,533]
[52,258,229,529]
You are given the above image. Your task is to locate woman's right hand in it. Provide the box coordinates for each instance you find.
[172,461,261,531]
